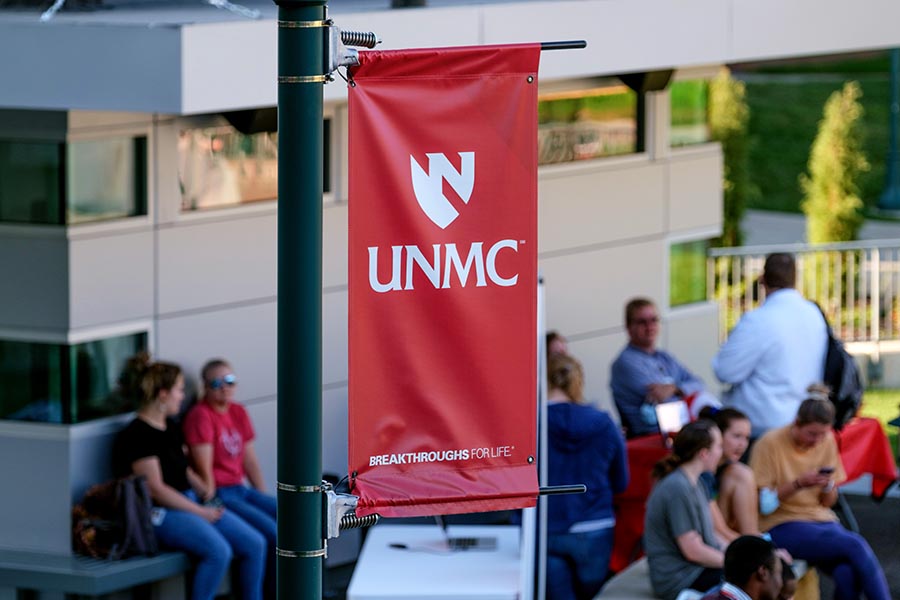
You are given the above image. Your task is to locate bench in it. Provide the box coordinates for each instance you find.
[0,549,190,599]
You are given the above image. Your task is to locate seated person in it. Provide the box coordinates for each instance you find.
[546,353,628,600]
[114,354,265,600]
[184,358,277,599]
[645,420,724,600]
[611,297,719,437]
[778,558,797,600]
[701,407,761,535]
[750,394,890,600]
[701,535,783,600]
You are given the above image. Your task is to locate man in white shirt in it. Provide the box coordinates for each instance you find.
[700,536,783,600]
[712,253,827,438]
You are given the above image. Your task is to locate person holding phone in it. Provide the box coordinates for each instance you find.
[750,392,889,600]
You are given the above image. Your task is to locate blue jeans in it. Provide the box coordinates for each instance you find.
[769,520,890,600]
[218,485,277,599]
[154,491,266,600]
[546,527,615,600]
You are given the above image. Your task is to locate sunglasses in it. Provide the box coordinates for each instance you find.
[208,373,237,390]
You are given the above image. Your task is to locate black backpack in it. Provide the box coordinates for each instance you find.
[72,475,158,560]
[822,323,863,430]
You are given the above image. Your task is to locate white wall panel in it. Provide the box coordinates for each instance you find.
[155,301,276,402]
[665,302,721,395]
[69,230,154,329]
[0,233,68,331]
[323,386,349,478]
[540,239,665,336]
[566,332,626,421]
[323,204,348,289]
[323,290,348,387]
[668,148,723,234]
[157,213,276,314]
[0,425,71,553]
[538,159,666,253]
[482,0,730,81]
[733,0,900,62]
[245,398,277,494]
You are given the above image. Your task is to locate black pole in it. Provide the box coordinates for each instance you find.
[274,1,326,599]
[879,48,900,211]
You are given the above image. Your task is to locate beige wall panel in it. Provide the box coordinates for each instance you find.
[323,386,349,478]
[0,233,68,331]
[157,213,276,314]
[664,302,721,394]
[323,289,348,387]
[667,148,723,233]
[566,332,628,422]
[540,240,665,336]
[538,160,666,253]
[323,204,348,289]
[155,300,276,402]
[69,230,154,329]
[245,398,277,494]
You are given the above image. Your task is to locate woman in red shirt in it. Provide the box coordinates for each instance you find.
[184,358,276,599]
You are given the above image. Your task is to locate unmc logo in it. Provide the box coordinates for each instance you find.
[366,150,518,293]
[410,152,474,229]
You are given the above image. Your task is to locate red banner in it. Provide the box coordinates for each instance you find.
[348,45,541,517]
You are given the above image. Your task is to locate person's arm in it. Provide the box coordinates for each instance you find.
[131,456,223,522]
[776,470,832,501]
[242,442,267,491]
[708,500,739,545]
[723,463,760,535]
[712,313,766,384]
[676,530,724,568]
[665,353,706,397]
[187,443,217,501]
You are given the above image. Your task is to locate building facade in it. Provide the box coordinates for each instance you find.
[1,0,899,555]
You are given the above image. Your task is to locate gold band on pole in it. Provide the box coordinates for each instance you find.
[278,19,328,28]
[279,75,327,84]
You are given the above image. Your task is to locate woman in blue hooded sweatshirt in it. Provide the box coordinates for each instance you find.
[546,353,630,600]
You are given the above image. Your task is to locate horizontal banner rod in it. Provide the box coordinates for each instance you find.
[538,484,587,496]
[540,40,587,51]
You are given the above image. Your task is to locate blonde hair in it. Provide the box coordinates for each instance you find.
[547,354,585,403]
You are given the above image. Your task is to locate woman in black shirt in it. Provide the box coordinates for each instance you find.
[114,355,265,600]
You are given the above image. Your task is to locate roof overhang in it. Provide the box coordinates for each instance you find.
[2,0,900,114]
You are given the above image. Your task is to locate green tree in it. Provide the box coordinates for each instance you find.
[801,81,870,243]
[709,68,752,247]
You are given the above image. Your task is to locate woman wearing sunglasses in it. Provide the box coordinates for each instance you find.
[184,358,277,599]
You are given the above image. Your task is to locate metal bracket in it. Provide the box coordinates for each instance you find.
[325,23,381,77]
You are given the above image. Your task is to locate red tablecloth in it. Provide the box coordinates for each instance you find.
[610,434,669,573]
[834,416,898,500]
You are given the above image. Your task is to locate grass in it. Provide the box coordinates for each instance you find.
[859,388,900,453]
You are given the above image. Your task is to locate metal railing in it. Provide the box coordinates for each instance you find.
[708,239,900,343]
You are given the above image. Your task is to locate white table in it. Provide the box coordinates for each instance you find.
[347,524,522,600]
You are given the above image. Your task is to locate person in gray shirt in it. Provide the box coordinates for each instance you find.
[645,420,724,600]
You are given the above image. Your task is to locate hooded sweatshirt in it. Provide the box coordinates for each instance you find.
[547,401,629,534]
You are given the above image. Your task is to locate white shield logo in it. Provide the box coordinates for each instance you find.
[409,152,475,229]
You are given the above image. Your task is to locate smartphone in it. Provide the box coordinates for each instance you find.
[818,467,835,475]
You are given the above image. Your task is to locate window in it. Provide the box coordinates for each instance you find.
[178,117,332,211]
[0,332,147,424]
[670,240,709,307]
[538,83,638,165]
[68,137,147,224]
[0,136,147,225]
[670,79,711,147]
